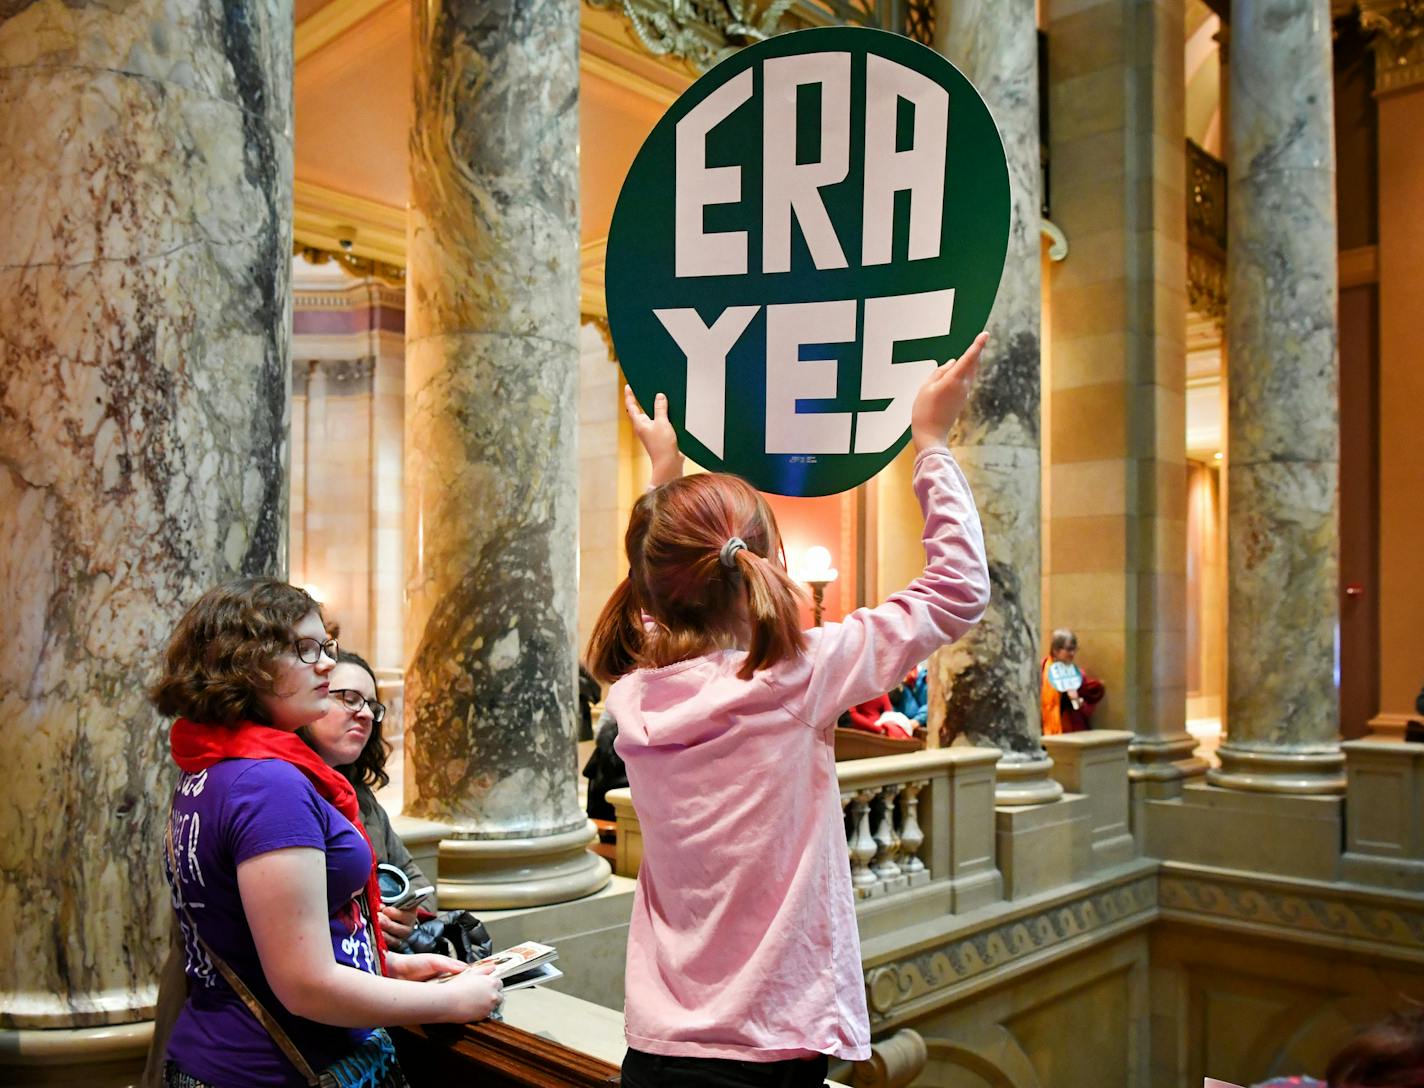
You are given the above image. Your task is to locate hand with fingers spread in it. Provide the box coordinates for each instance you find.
[911,331,988,454]
[624,384,684,487]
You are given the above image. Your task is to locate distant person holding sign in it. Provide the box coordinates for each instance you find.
[1040,628,1104,735]
[587,334,990,1087]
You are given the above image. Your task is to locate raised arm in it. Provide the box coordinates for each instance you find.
[794,334,992,727]
[624,385,683,487]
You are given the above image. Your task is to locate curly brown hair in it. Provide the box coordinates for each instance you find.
[150,578,323,726]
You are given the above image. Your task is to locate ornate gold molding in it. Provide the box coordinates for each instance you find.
[584,0,798,72]
[293,180,406,267]
[584,314,617,360]
[1359,0,1424,94]
[580,237,608,320]
[293,243,406,287]
[583,0,923,72]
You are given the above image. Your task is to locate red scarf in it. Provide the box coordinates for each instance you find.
[170,718,388,973]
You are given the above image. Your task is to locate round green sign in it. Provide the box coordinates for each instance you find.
[606,26,1009,497]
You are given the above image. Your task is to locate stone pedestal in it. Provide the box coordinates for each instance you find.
[402,0,608,906]
[1339,738,1424,890]
[1210,0,1344,795]
[995,795,1092,901]
[0,0,292,1069]
[1044,730,1136,871]
[1145,783,1343,882]
[932,0,1059,807]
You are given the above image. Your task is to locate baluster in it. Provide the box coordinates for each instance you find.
[899,780,929,885]
[871,784,903,886]
[846,789,879,895]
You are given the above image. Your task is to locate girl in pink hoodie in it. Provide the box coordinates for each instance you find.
[587,333,992,1088]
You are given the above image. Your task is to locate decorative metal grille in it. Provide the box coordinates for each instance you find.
[1185,139,1227,322]
[903,0,934,45]
[1186,139,1227,257]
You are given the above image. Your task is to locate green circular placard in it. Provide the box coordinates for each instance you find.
[606,26,1009,497]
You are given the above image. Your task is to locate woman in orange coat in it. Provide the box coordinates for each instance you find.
[1040,629,1103,735]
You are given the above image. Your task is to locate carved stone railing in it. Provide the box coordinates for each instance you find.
[1186,138,1227,322]
[840,757,934,900]
[606,747,1003,916]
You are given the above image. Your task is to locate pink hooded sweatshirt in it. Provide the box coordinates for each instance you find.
[607,446,989,1063]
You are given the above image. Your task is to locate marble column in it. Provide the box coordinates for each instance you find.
[404,0,609,906]
[1209,0,1344,793]
[0,0,292,1065]
[931,0,1061,805]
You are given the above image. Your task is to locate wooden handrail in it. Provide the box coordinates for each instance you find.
[393,1020,621,1087]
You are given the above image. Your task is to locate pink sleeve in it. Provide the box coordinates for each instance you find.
[791,447,990,728]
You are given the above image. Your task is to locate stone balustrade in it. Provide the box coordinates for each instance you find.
[606,746,1004,915]
[840,758,938,900]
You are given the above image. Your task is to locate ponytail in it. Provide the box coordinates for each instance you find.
[588,472,809,683]
[586,575,645,684]
[731,549,807,680]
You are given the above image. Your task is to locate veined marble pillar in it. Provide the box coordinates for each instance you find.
[1210,0,1344,793]
[404,0,609,906]
[932,0,1061,805]
[0,0,292,1063]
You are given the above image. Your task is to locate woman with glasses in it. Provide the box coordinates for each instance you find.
[149,578,502,1088]
[299,650,425,949]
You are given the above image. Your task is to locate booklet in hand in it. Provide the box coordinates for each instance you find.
[471,942,563,991]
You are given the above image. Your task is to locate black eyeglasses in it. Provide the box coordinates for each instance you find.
[330,687,386,724]
[293,636,339,664]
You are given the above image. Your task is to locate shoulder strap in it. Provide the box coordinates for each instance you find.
[165,813,323,1087]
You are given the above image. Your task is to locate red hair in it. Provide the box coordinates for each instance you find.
[1326,1005,1424,1087]
[586,473,808,683]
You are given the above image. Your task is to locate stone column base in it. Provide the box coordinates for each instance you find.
[0,1022,150,1087]
[1207,744,1346,795]
[993,754,1064,805]
[438,822,612,909]
[1128,731,1208,800]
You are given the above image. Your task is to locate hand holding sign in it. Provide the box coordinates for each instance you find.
[624,385,684,487]
[629,333,989,481]
[911,331,987,455]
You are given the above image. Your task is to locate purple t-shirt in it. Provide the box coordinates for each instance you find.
[163,759,380,1087]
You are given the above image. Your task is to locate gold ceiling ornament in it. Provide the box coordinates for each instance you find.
[584,0,922,71]
[584,0,800,71]
[1359,0,1424,94]
[293,243,407,288]
[583,313,618,361]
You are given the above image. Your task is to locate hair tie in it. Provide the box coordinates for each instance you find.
[719,537,747,569]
